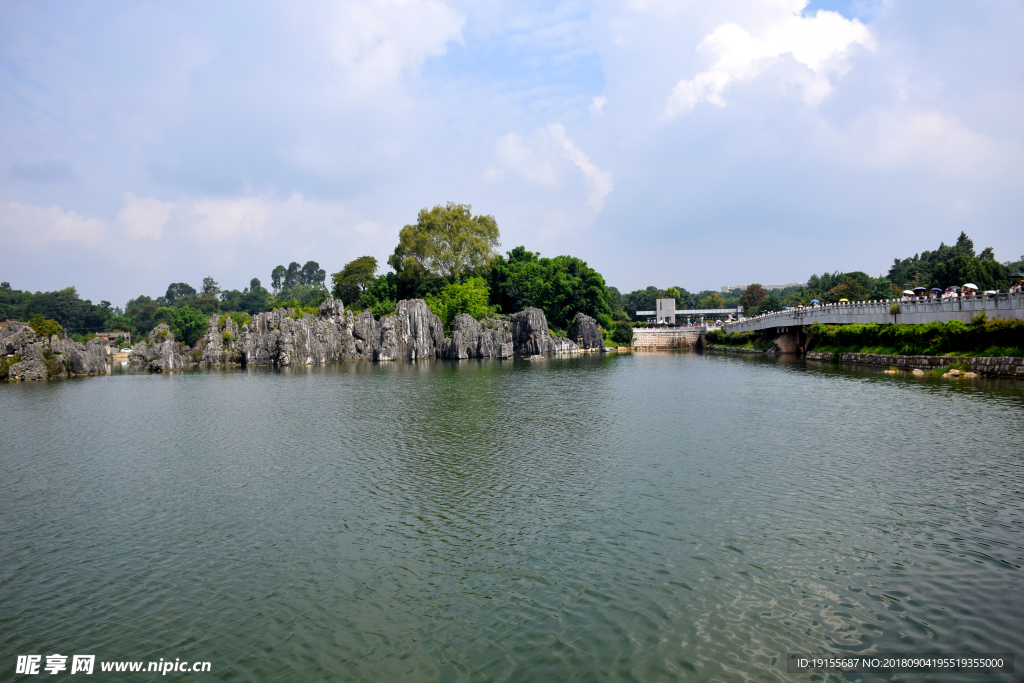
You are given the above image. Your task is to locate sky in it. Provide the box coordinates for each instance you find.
[1,0,1022,305]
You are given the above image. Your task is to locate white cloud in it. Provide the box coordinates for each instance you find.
[590,95,608,115]
[189,197,270,243]
[665,4,875,117]
[494,132,561,189]
[842,108,1002,177]
[547,124,614,211]
[492,126,613,212]
[116,192,175,240]
[327,0,465,90]
[0,201,105,248]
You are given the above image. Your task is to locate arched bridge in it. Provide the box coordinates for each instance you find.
[724,292,1024,334]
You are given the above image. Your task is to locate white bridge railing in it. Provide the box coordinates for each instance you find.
[723,292,1024,334]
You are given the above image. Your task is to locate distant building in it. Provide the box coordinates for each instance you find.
[656,298,675,324]
[720,282,807,293]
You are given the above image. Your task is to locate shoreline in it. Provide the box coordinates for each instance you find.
[706,344,1024,377]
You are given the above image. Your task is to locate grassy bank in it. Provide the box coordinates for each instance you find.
[704,329,775,351]
[806,315,1024,357]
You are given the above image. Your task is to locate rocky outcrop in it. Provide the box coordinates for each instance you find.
[129,324,187,372]
[375,299,445,361]
[201,314,241,366]
[234,298,446,366]
[442,315,514,359]
[568,312,603,350]
[2,323,108,379]
[0,321,37,355]
[7,342,48,380]
[509,307,579,355]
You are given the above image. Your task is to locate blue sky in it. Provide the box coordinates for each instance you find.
[2,0,1022,305]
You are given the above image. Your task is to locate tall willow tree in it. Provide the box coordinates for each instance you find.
[388,202,500,281]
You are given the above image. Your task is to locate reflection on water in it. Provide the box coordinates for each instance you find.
[2,353,1022,682]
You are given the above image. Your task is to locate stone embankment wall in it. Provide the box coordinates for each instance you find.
[806,351,1024,377]
[705,345,764,355]
[632,328,704,350]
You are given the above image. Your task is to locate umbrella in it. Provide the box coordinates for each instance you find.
[931,288,943,292]
[839,298,849,302]
[945,286,959,291]
[810,299,819,303]
[963,283,978,290]
[913,286,926,291]
[902,290,914,295]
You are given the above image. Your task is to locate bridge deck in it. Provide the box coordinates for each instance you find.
[723,292,1024,334]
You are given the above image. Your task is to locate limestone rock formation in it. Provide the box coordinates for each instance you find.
[0,321,37,355]
[509,307,579,355]
[442,314,514,359]
[3,323,108,379]
[201,314,241,366]
[375,299,445,361]
[569,312,603,350]
[129,324,187,372]
[7,341,48,380]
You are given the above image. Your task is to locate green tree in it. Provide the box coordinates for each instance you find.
[739,284,767,312]
[271,265,287,293]
[699,292,726,309]
[360,274,398,318]
[425,277,498,334]
[29,314,62,339]
[201,276,221,297]
[391,202,500,281]
[299,261,326,287]
[285,262,301,288]
[165,282,197,304]
[611,320,634,344]
[489,247,613,329]
[158,306,208,346]
[331,256,378,304]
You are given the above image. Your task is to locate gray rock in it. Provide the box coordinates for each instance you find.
[8,342,48,380]
[568,312,603,350]
[375,299,445,361]
[68,346,107,375]
[201,314,241,366]
[0,321,37,355]
[508,307,579,355]
[128,324,187,372]
[442,314,513,359]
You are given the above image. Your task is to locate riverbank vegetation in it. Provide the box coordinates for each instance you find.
[806,315,1024,357]
[704,329,775,351]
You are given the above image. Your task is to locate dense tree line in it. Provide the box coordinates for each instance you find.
[0,282,113,337]
[6,225,1019,348]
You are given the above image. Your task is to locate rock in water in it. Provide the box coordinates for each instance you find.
[201,314,241,366]
[375,299,445,361]
[7,342,48,380]
[442,314,513,359]
[508,307,579,355]
[128,324,187,372]
[569,312,603,350]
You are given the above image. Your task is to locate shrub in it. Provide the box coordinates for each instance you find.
[189,348,203,363]
[426,277,498,334]
[42,349,66,378]
[0,355,19,380]
[611,320,634,344]
[28,314,62,339]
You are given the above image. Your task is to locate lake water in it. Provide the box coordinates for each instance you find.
[2,353,1022,682]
